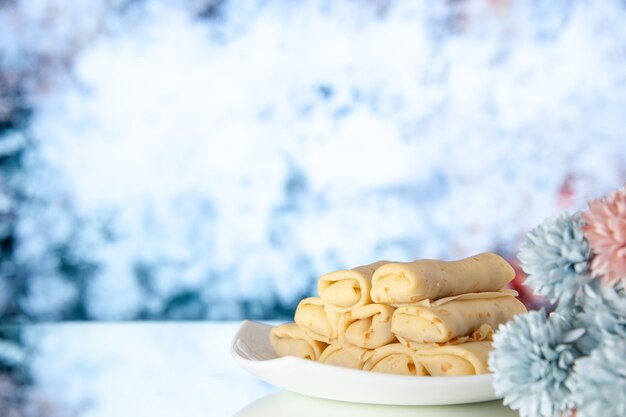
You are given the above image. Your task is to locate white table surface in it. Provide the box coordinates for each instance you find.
[7,322,519,417]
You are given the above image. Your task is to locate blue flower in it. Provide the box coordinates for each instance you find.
[518,212,591,306]
[490,310,584,417]
[567,340,626,417]
[576,280,626,354]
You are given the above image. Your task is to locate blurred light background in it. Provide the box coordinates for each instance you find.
[1,0,626,322]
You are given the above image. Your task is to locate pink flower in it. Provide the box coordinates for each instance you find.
[582,186,626,287]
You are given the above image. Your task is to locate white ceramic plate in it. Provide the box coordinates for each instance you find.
[231,320,501,406]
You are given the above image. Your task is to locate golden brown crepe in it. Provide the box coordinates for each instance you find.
[392,291,526,344]
[318,343,367,370]
[271,252,525,377]
[415,341,493,376]
[395,323,494,350]
[370,253,515,304]
[294,297,346,344]
[340,303,397,349]
[269,323,328,361]
[362,343,428,376]
[318,261,389,312]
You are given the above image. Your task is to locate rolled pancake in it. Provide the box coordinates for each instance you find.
[269,323,327,361]
[396,323,494,350]
[362,343,428,376]
[415,341,492,376]
[340,303,397,349]
[294,297,345,344]
[370,253,515,304]
[392,291,526,344]
[318,261,389,312]
[318,343,367,370]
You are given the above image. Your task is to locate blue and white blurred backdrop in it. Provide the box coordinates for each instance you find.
[1,0,626,321]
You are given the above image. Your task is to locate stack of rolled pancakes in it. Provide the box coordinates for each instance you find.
[269,253,526,376]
